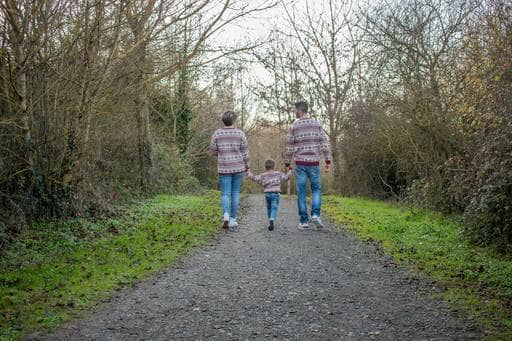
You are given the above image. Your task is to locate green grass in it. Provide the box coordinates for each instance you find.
[324,195,512,339]
[0,193,220,340]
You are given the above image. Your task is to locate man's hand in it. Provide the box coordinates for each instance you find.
[325,162,331,173]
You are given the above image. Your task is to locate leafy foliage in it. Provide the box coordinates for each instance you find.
[337,0,511,246]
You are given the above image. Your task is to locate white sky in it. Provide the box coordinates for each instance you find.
[202,0,370,119]
[209,0,309,83]
[204,1,314,119]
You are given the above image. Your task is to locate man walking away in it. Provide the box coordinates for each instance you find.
[284,101,331,229]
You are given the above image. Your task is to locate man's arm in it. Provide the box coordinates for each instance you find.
[284,125,294,167]
[319,126,331,166]
[281,169,293,181]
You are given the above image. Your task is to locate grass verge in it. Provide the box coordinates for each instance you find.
[324,195,512,339]
[0,193,220,340]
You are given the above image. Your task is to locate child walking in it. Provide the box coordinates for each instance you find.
[248,159,293,231]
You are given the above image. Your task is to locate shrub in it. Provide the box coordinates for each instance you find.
[461,131,512,248]
[175,176,204,194]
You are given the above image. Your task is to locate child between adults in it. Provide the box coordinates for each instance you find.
[247,159,293,231]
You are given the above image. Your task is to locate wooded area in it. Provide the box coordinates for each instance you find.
[1,0,511,248]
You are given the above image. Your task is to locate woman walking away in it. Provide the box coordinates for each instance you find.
[210,111,250,231]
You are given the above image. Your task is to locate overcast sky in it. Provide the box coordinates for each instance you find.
[203,0,365,118]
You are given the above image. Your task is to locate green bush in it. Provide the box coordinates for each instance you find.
[461,131,512,248]
[151,144,204,194]
[175,176,204,194]
[406,130,512,249]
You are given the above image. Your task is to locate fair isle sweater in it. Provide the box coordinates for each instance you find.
[284,118,331,167]
[248,170,293,193]
[210,127,250,174]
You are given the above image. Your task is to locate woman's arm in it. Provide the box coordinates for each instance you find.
[209,132,218,156]
[240,133,250,170]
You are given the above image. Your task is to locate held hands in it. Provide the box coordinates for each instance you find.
[325,162,331,173]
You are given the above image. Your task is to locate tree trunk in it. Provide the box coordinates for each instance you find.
[330,136,342,192]
[127,0,157,190]
[6,0,32,169]
[134,43,153,190]
[64,0,103,207]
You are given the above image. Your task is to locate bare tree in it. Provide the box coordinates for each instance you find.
[358,0,480,184]
[2,0,37,170]
[256,0,359,189]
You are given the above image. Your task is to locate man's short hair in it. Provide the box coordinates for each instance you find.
[265,159,275,170]
[222,111,237,126]
[294,100,309,113]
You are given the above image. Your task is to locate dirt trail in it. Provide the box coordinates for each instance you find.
[32,195,480,340]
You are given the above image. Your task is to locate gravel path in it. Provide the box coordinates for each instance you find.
[32,195,480,340]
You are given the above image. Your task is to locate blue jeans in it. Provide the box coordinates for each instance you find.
[295,165,322,223]
[219,172,245,219]
[265,192,280,220]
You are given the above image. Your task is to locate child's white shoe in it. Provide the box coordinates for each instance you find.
[298,222,310,230]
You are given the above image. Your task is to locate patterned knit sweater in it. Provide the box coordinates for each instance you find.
[210,127,250,174]
[284,118,331,167]
[248,170,292,193]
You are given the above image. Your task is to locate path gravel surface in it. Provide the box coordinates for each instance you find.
[32,195,481,340]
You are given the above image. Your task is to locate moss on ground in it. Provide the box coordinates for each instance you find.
[0,193,220,340]
[324,195,512,339]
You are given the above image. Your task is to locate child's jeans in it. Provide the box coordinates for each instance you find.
[265,192,280,220]
[219,172,245,219]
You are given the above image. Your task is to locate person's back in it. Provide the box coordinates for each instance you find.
[211,127,249,175]
[285,118,330,167]
[284,101,331,229]
[210,111,249,230]
[249,170,291,193]
[248,159,292,231]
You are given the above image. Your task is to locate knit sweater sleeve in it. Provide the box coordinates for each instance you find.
[240,131,250,169]
[209,131,218,156]
[284,125,294,166]
[248,172,262,184]
[319,126,331,164]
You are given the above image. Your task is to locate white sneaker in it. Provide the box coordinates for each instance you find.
[298,222,310,230]
[222,213,229,229]
[311,215,324,228]
[228,218,239,231]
